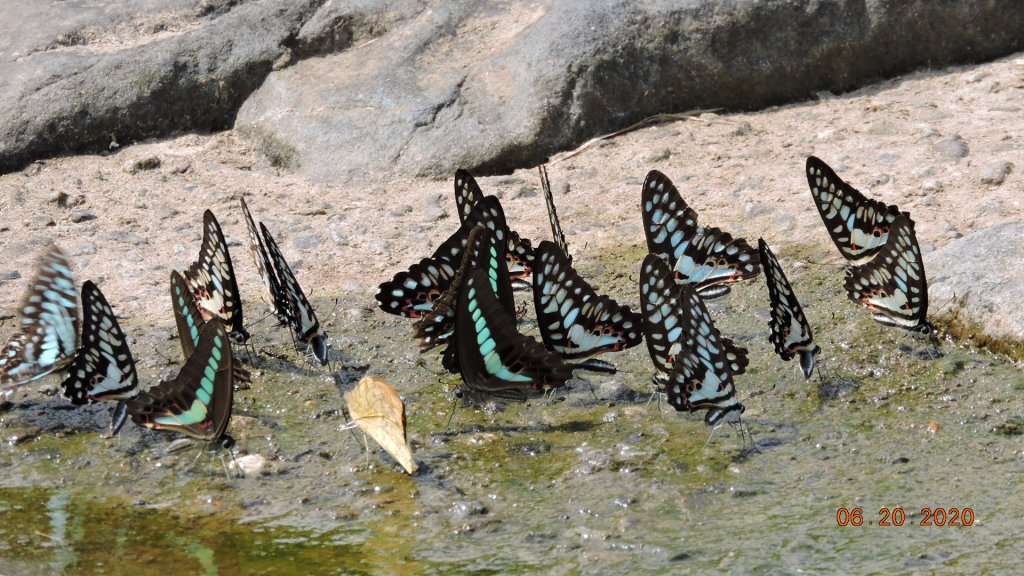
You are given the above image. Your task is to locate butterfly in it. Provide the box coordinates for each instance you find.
[533,241,642,371]
[455,268,573,403]
[806,156,903,265]
[454,169,535,283]
[844,215,936,340]
[127,319,236,448]
[240,197,290,325]
[640,254,748,393]
[758,239,821,378]
[538,165,570,263]
[665,281,748,426]
[60,281,139,434]
[171,270,251,386]
[641,170,760,298]
[0,244,79,390]
[184,210,250,344]
[413,224,515,354]
[376,195,511,318]
[259,222,329,365]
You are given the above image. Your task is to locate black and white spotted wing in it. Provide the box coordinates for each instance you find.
[641,170,759,298]
[60,281,138,435]
[758,239,821,379]
[413,224,515,353]
[184,210,249,344]
[0,245,79,390]
[452,170,534,281]
[377,196,510,318]
[844,215,934,336]
[806,156,903,265]
[533,241,641,359]
[640,254,747,385]
[240,197,290,325]
[665,282,747,426]
[260,223,329,365]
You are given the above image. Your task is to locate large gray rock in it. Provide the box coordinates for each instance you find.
[237,0,1024,183]
[929,223,1024,341]
[0,0,324,173]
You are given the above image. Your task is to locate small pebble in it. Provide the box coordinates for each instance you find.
[125,156,161,173]
[0,270,21,282]
[933,135,969,159]
[70,210,96,223]
[979,160,1013,186]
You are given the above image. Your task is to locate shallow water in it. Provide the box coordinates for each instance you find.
[1,241,1022,574]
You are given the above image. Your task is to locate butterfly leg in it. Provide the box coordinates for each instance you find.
[107,401,129,438]
[445,396,461,428]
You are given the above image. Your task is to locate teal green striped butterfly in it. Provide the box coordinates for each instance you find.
[455,268,572,403]
[171,271,250,387]
[127,319,235,448]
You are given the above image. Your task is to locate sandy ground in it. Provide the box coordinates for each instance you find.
[0,53,1022,355]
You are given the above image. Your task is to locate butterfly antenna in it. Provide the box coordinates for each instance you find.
[322,298,341,330]
[445,398,460,428]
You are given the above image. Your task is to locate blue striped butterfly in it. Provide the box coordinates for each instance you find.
[240,197,290,326]
[127,319,235,448]
[533,241,641,372]
[665,280,748,426]
[376,195,510,318]
[806,156,903,265]
[0,245,79,391]
[640,255,748,394]
[184,210,250,344]
[61,281,139,435]
[456,268,573,403]
[259,222,329,365]
[454,169,534,284]
[414,224,515,354]
[171,271,251,387]
[844,215,936,341]
[758,239,821,379]
[641,170,760,298]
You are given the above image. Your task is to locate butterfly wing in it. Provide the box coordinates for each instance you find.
[533,242,642,359]
[260,223,328,365]
[170,270,204,359]
[454,169,486,225]
[844,215,932,333]
[456,269,572,403]
[240,197,290,325]
[450,171,534,280]
[127,319,234,443]
[806,156,903,265]
[171,270,251,385]
[758,239,820,377]
[414,224,514,351]
[377,196,511,318]
[641,170,759,297]
[639,254,685,380]
[184,210,249,343]
[665,283,745,425]
[0,245,79,388]
[539,165,570,262]
[61,281,138,404]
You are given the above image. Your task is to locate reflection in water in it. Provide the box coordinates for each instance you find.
[46,490,73,574]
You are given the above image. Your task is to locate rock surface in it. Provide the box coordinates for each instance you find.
[3,0,1024,182]
[239,0,1024,182]
[929,223,1024,341]
[0,0,323,173]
